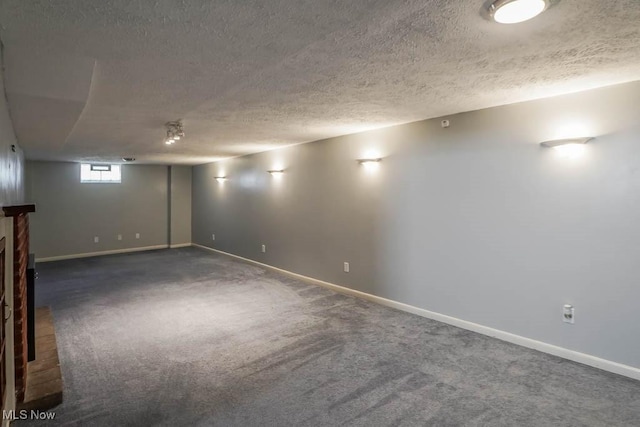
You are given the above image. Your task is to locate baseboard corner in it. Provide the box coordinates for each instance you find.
[170,243,192,249]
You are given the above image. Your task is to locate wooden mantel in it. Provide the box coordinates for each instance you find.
[2,203,36,403]
[2,204,36,217]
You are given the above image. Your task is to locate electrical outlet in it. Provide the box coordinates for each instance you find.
[563,304,575,324]
[343,262,350,273]
[94,236,99,243]
[117,234,122,241]
[212,234,216,241]
[135,233,140,239]
[261,244,266,253]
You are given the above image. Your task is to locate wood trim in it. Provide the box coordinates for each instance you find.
[1,237,6,408]
[1,205,36,217]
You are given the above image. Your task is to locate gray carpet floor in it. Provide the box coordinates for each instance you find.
[20,247,640,426]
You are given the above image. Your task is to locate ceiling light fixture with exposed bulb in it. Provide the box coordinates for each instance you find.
[489,0,549,24]
[164,120,185,145]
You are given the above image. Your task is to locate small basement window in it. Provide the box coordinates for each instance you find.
[80,164,121,183]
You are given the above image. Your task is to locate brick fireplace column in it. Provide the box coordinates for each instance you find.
[2,204,36,403]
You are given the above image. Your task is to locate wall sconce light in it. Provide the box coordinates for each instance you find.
[358,157,382,172]
[357,158,382,165]
[215,176,227,183]
[268,170,285,176]
[540,137,593,148]
[540,137,593,159]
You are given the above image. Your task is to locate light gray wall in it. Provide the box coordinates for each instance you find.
[0,49,24,207]
[193,80,640,369]
[27,161,170,258]
[170,165,192,246]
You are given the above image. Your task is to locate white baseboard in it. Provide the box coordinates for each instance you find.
[170,243,192,249]
[36,245,170,262]
[192,243,640,381]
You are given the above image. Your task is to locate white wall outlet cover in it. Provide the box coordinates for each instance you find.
[344,262,350,273]
[117,234,122,240]
[136,233,140,239]
[261,244,266,253]
[212,234,216,241]
[94,236,99,243]
[563,304,575,324]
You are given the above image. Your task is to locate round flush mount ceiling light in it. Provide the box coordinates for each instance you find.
[489,0,548,24]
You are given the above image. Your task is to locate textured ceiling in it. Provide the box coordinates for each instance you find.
[1,0,640,165]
